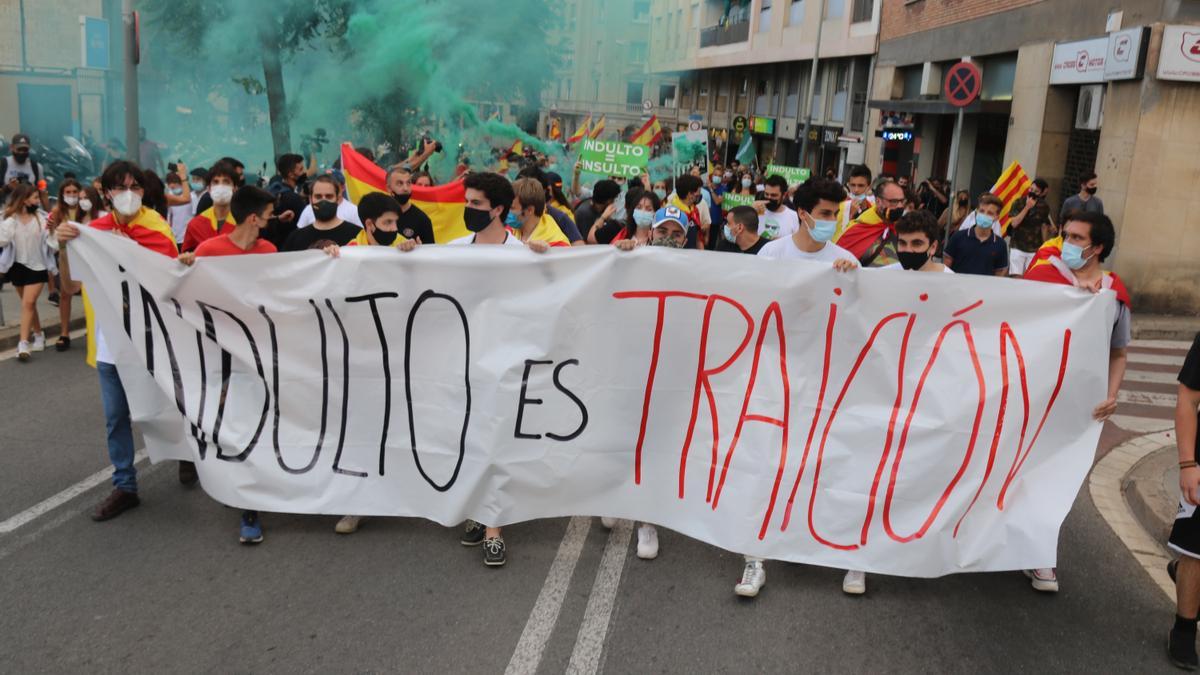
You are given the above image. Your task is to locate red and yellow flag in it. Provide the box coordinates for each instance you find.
[549,118,562,140]
[630,115,662,146]
[589,115,606,139]
[509,139,524,156]
[989,161,1032,235]
[567,116,591,144]
[340,143,468,243]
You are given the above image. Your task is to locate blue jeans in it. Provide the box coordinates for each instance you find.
[98,362,137,493]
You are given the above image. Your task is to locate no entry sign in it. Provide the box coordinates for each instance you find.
[944,61,982,108]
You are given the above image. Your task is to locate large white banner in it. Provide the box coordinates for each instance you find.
[69,228,1115,576]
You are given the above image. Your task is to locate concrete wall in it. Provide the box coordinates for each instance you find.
[1100,24,1200,314]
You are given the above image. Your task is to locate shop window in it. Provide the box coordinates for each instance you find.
[754,78,770,115]
[980,54,1017,101]
[830,61,849,123]
[785,68,800,117]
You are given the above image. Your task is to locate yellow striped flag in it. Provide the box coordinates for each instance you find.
[630,115,663,146]
[989,161,1033,235]
[589,115,606,139]
[567,115,591,144]
[339,143,469,243]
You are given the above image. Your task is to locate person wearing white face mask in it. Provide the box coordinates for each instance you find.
[181,161,238,252]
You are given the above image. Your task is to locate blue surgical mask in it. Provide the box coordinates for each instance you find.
[633,209,654,228]
[809,218,837,243]
[189,180,204,192]
[169,186,183,196]
[975,212,995,229]
[653,188,666,200]
[723,224,737,243]
[1061,241,1093,270]
[505,211,522,229]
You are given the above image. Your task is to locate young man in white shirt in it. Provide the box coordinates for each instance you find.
[757,178,858,265]
[755,174,801,241]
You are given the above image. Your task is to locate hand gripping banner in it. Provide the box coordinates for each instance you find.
[68,228,1115,576]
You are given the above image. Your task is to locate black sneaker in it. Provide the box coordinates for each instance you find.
[47,292,59,307]
[1169,627,1199,670]
[460,520,486,546]
[483,537,507,566]
[178,461,198,486]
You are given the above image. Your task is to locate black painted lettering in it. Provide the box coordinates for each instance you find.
[515,360,554,440]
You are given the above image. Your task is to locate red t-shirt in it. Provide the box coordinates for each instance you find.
[182,209,236,252]
[193,233,277,257]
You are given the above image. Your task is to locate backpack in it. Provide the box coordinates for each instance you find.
[0,155,41,186]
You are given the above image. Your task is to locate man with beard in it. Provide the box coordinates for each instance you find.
[833,179,907,268]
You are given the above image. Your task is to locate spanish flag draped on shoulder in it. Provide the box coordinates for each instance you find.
[339,143,469,243]
[84,207,179,366]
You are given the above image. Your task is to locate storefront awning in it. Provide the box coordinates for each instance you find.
[868,99,1012,115]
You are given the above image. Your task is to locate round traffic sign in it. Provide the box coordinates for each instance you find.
[732,115,747,132]
[642,99,653,112]
[688,120,702,131]
[944,61,982,108]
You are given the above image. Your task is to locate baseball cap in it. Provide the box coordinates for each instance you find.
[11,133,31,149]
[545,171,564,188]
[653,205,689,230]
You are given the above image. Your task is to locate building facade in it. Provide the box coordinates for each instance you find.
[646,0,881,175]
[869,0,1200,313]
[0,0,123,155]
[539,0,680,143]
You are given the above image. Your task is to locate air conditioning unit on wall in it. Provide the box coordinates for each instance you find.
[1076,85,1104,130]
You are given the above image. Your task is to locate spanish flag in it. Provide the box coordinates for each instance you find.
[509,139,524,156]
[340,143,468,243]
[989,161,1032,235]
[589,115,607,139]
[549,118,562,140]
[567,116,591,144]
[630,115,663,146]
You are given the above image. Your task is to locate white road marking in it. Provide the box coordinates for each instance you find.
[0,327,88,363]
[1110,415,1175,434]
[1123,370,1181,385]
[1127,353,1187,367]
[0,450,148,535]
[505,516,593,675]
[567,520,634,675]
[1117,390,1177,408]
[1130,339,1193,350]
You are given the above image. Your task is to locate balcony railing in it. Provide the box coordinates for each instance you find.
[699,20,750,48]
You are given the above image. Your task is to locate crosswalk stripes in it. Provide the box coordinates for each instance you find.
[1110,339,1190,434]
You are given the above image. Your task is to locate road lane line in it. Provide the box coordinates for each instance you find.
[505,516,592,675]
[1117,390,1177,408]
[566,519,633,675]
[1127,353,1187,367]
[0,449,148,535]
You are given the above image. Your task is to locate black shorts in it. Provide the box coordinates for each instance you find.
[6,262,48,287]
[1169,499,1200,559]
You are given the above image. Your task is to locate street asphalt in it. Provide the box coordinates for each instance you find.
[0,344,1179,673]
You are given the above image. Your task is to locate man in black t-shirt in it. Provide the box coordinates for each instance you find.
[574,179,621,243]
[282,176,361,251]
[264,153,308,248]
[386,165,436,244]
[716,205,766,255]
[1167,333,1200,669]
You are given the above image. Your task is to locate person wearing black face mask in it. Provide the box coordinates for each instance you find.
[886,210,952,273]
[1060,171,1104,223]
[836,179,906,268]
[385,165,436,244]
[2,133,47,208]
[282,175,361,251]
[264,153,308,247]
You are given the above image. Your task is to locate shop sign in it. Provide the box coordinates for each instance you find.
[1049,36,1108,85]
[1157,25,1200,83]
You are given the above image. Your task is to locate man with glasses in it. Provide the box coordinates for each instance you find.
[834,179,907,268]
[54,161,182,520]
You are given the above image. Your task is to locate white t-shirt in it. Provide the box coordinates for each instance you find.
[759,207,800,241]
[2,155,42,185]
[882,262,955,273]
[297,198,363,228]
[757,236,857,263]
[447,232,525,246]
[167,202,194,242]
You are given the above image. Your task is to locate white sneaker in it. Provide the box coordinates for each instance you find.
[842,570,866,595]
[599,517,617,529]
[17,340,31,361]
[636,524,658,560]
[735,561,766,597]
[1024,568,1059,593]
[31,332,45,352]
[335,515,364,534]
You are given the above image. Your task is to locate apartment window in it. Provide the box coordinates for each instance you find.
[698,76,710,110]
[753,79,770,115]
[900,65,923,99]
[809,67,825,120]
[631,41,648,63]
[830,61,849,123]
[784,68,800,117]
[676,10,684,49]
[692,3,701,28]
[788,0,805,25]
[851,0,873,23]
[981,54,1017,101]
[634,0,650,22]
[734,75,750,114]
[759,0,773,33]
[659,84,678,107]
[715,74,730,112]
[825,0,845,19]
[564,79,572,101]
[681,76,695,109]
[627,81,644,105]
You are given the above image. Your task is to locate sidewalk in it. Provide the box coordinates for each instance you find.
[1133,314,1200,342]
[0,279,86,352]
